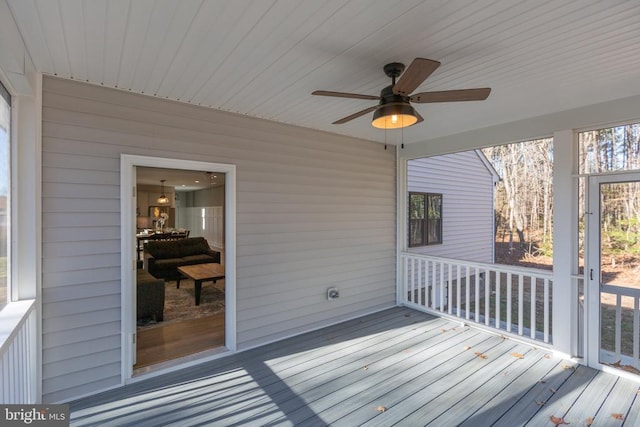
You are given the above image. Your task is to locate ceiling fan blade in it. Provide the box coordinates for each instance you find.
[392,58,441,96]
[312,90,380,100]
[410,88,491,103]
[414,110,424,124]
[332,106,378,124]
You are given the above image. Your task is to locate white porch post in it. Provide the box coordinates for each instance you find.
[552,130,577,357]
[396,152,408,305]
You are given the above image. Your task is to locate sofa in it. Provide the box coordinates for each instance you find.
[137,268,165,322]
[144,237,221,281]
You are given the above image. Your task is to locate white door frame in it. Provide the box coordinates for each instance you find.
[120,154,237,382]
[585,171,640,369]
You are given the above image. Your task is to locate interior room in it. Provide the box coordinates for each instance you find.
[135,167,226,370]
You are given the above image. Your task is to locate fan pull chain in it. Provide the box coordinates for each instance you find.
[384,127,387,150]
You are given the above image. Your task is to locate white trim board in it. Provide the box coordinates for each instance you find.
[120,154,237,384]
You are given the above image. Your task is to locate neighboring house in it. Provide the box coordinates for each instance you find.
[407,150,499,263]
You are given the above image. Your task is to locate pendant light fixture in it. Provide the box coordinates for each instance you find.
[371,102,419,129]
[157,179,169,204]
[371,84,419,129]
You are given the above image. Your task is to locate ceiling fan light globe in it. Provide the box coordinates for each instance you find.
[372,103,418,129]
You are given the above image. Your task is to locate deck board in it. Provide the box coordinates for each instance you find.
[593,377,639,426]
[524,365,599,426]
[457,349,562,426]
[69,307,640,426]
[428,345,549,426]
[489,358,580,427]
[561,369,619,424]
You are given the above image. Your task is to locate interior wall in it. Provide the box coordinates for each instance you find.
[40,76,396,402]
[180,186,225,207]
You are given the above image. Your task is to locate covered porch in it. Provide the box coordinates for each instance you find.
[69,307,639,426]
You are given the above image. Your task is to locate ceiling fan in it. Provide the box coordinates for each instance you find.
[312,58,491,129]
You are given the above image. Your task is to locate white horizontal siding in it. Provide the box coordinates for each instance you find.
[41,76,396,402]
[408,151,495,263]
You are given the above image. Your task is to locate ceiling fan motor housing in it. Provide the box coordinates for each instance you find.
[379,85,410,106]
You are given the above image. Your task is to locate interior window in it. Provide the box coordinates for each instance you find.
[409,192,442,247]
[0,81,10,310]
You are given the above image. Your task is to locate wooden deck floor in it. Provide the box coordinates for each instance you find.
[69,307,640,426]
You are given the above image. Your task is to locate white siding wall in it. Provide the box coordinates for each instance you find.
[41,77,396,402]
[407,151,494,263]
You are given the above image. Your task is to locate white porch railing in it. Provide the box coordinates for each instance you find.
[400,253,553,345]
[599,284,640,371]
[0,300,37,403]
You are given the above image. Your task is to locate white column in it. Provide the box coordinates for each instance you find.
[13,73,41,301]
[552,129,576,357]
[396,151,407,305]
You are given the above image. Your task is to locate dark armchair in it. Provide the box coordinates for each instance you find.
[137,268,165,322]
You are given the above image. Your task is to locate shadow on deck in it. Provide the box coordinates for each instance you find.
[69,307,640,426]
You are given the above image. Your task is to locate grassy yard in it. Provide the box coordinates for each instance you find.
[453,272,550,337]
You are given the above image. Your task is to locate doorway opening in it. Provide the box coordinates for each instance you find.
[134,167,226,371]
[586,173,640,375]
[121,155,236,381]
[579,122,640,375]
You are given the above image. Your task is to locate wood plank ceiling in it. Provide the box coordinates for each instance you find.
[7,0,640,145]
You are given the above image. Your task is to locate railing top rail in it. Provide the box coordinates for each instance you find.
[601,284,640,298]
[400,252,554,278]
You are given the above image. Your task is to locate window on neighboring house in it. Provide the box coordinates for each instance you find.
[409,192,442,247]
[0,81,10,310]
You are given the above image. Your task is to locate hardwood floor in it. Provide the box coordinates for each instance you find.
[134,313,225,369]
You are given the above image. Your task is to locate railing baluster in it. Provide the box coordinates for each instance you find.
[495,271,501,329]
[530,275,537,339]
[407,257,412,303]
[448,264,453,315]
[431,261,437,310]
[544,278,550,343]
[456,265,461,317]
[426,259,430,308]
[634,297,639,368]
[440,262,445,312]
[518,275,524,336]
[483,269,490,326]
[507,273,512,333]
[615,294,622,358]
[417,258,423,306]
[404,256,408,303]
[465,266,470,320]
[474,268,480,322]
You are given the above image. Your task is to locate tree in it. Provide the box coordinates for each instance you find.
[483,138,553,252]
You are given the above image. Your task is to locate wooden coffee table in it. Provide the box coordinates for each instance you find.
[177,263,225,306]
